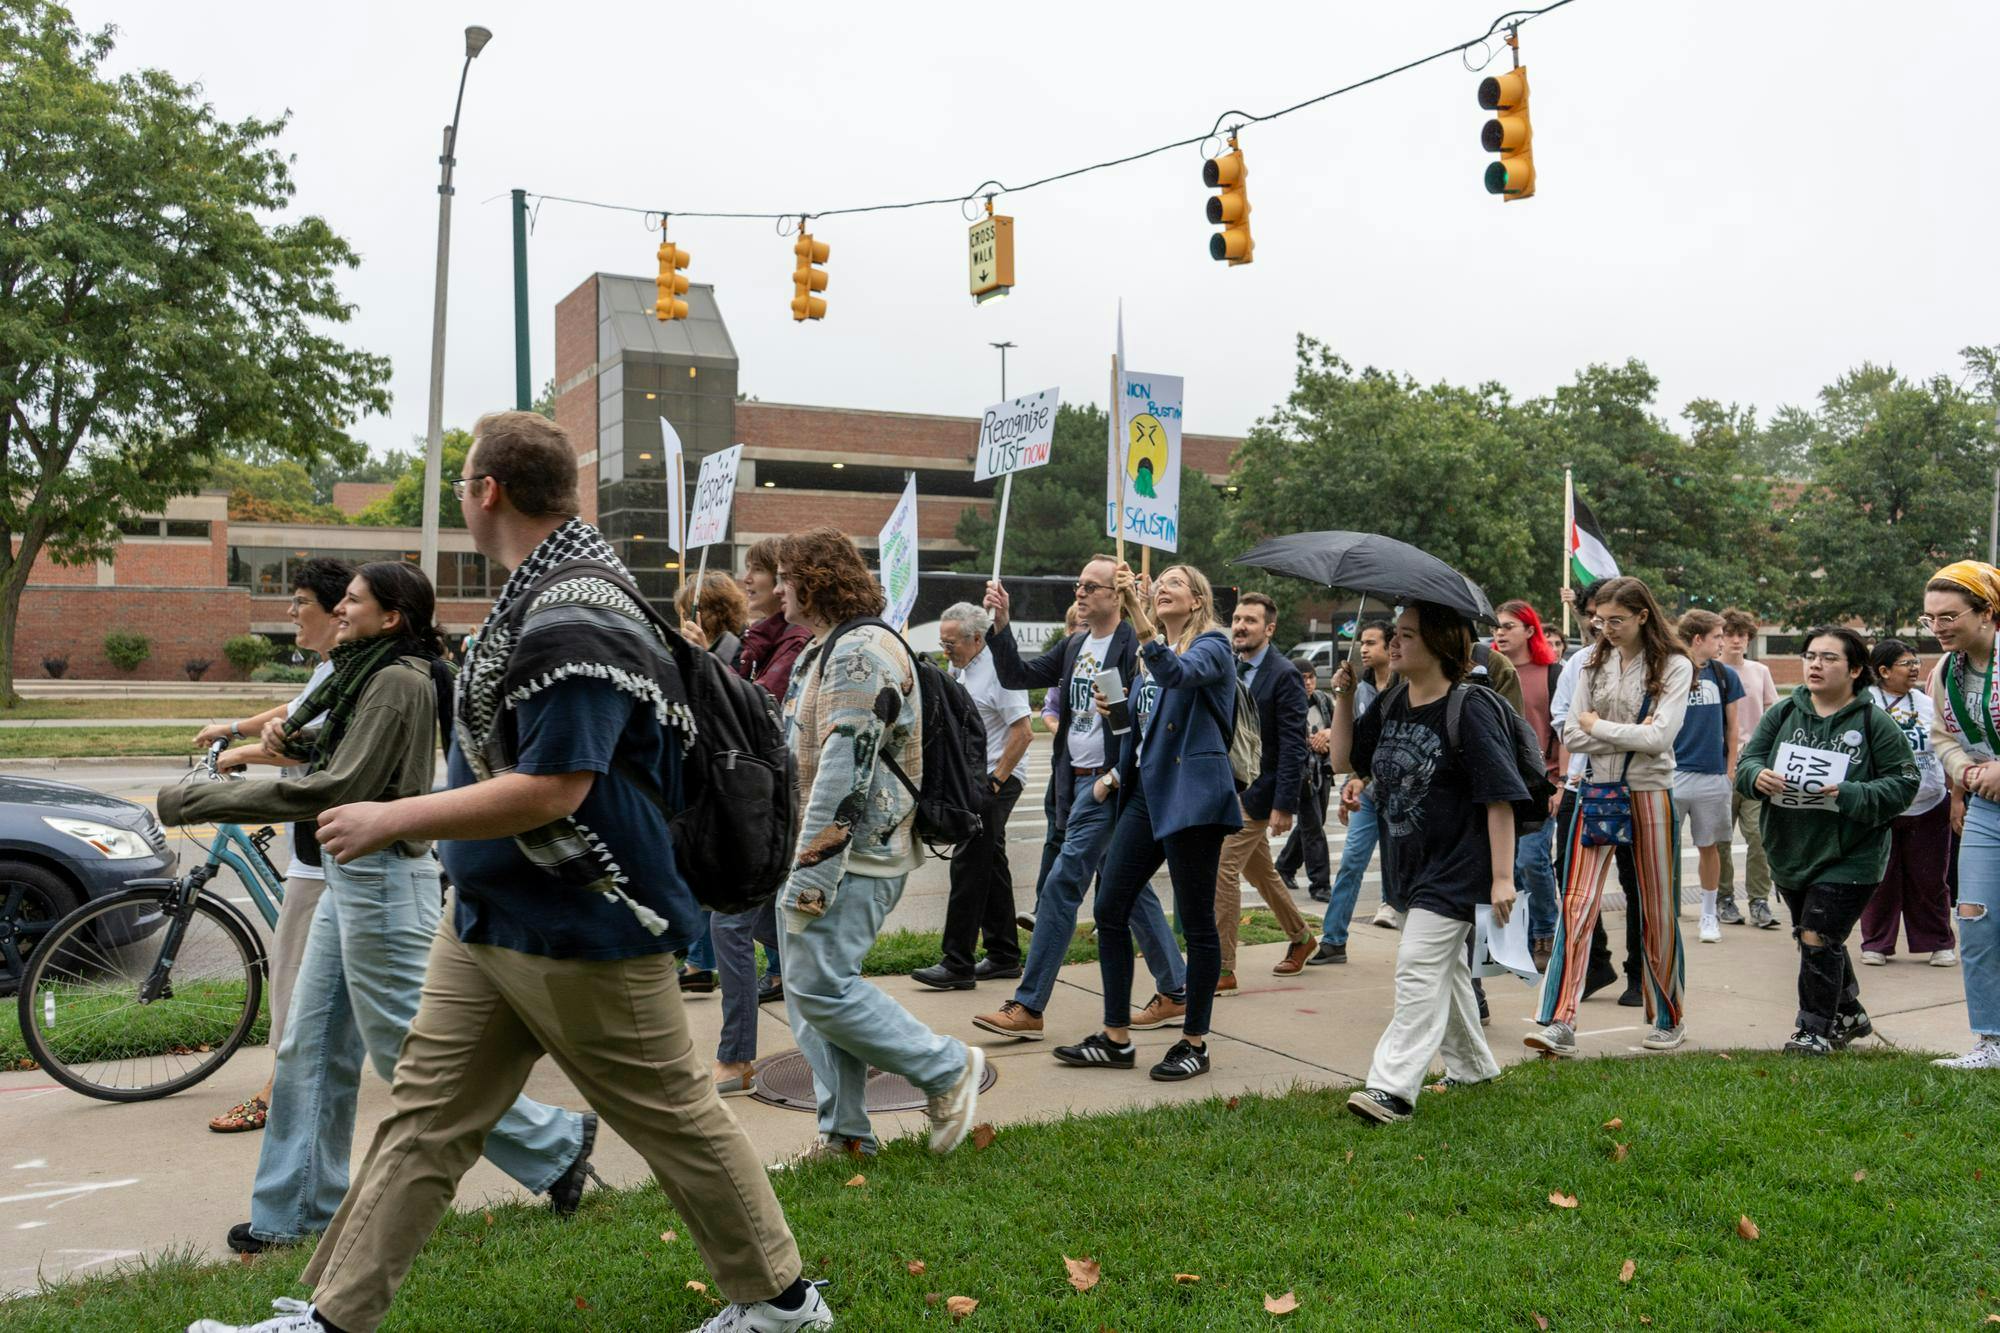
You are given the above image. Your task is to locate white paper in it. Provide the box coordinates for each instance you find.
[684,443,744,550]
[1771,742,1850,811]
[1473,902,1541,985]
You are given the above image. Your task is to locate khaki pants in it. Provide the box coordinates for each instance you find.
[265,872,328,1056]
[1214,810,1310,973]
[303,922,800,1332]
[1718,789,1773,905]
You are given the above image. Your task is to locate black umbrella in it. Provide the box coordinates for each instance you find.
[1230,531,1497,625]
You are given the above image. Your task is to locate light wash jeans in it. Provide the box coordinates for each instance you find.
[783,871,966,1152]
[1321,787,1381,947]
[249,850,585,1242]
[1958,796,2000,1037]
[1014,775,1185,1015]
[1516,820,1560,944]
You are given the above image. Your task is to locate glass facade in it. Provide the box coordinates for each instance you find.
[597,355,739,608]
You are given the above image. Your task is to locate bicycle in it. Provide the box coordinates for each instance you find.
[16,740,289,1101]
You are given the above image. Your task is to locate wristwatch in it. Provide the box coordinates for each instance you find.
[228,720,244,739]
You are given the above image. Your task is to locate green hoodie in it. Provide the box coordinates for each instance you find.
[1733,686,1919,889]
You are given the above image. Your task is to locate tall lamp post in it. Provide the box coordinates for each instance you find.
[989,340,1015,400]
[419,24,493,583]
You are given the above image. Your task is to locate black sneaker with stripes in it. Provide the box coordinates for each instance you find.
[1149,1038,1210,1082]
[1052,1031,1136,1070]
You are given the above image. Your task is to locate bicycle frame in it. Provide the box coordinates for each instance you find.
[201,823,287,931]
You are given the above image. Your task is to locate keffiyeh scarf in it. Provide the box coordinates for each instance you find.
[456,518,696,934]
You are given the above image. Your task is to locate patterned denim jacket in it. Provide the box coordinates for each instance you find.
[779,623,923,918]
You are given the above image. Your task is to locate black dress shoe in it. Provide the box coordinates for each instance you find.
[226,1221,267,1255]
[678,968,718,994]
[973,957,1023,981]
[757,974,784,1004]
[1308,885,1331,903]
[1582,957,1619,1001]
[1617,985,1643,1007]
[912,964,977,991]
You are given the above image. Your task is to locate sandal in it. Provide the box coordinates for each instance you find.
[209,1096,269,1133]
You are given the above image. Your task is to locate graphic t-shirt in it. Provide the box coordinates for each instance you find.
[1869,686,1946,816]
[1353,684,1529,922]
[1066,631,1117,770]
[1673,660,1745,776]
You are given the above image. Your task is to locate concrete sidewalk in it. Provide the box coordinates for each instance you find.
[1,895,1978,1297]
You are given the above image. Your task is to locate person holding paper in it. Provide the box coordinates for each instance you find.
[1736,627,1917,1057]
[1859,639,1956,967]
[1923,561,2000,1070]
[1323,603,1527,1124]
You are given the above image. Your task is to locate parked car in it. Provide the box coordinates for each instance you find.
[1,774,177,993]
[1289,639,1338,674]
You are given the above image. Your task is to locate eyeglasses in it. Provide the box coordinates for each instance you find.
[1919,610,1970,630]
[1799,651,1847,664]
[1892,658,1922,671]
[1075,581,1112,596]
[450,474,498,500]
[1589,614,1631,631]
[1494,621,1524,633]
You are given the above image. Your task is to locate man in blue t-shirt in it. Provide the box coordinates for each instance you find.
[191,413,831,1333]
[1674,610,1745,947]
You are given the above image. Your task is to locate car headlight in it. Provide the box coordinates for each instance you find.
[43,817,153,861]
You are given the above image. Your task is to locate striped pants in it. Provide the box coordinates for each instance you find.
[1537,787,1686,1031]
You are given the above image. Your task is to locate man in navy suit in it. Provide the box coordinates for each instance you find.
[1212,593,1317,987]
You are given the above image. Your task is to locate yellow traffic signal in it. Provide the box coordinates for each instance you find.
[792,229,828,321]
[1479,66,1535,200]
[1203,135,1253,265]
[654,236,690,320]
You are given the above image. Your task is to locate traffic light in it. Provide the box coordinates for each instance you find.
[1478,66,1535,200]
[792,229,828,321]
[1203,135,1253,265]
[654,236,690,320]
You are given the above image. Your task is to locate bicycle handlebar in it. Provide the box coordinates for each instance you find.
[203,738,230,781]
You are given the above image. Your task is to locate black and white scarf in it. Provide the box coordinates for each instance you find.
[456,518,695,934]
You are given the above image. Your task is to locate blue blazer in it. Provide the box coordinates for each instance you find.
[1115,628,1245,840]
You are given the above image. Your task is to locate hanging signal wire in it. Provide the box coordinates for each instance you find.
[507,0,1580,227]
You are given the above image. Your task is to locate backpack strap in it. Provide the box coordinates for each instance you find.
[819,616,924,805]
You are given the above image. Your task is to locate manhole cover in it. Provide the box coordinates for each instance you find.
[749,1048,998,1113]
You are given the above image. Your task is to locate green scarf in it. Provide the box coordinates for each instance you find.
[279,633,412,771]
[1944,651,1999,754]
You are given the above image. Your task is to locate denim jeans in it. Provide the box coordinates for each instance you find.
[1774,880,1872,1036]
[713,900,780,1065]
[250,852,584,1242]
[1515,820,1559,944]
[686,912,715,971]
[1014,775,1185,1015]
[1957,795,2000,1037]
[1321,786,1380,947]
[783,871,967,1152]
[1095,776,1229,1039]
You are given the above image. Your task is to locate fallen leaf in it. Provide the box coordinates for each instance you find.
[1717,1052,1733,1061]
[844,1173,867,1187]
[1174,1273,1202,1284]
[1227,1096,1242,1111]
[1532,1314,1550,1330]
[946,1295,979,1321]
[925,1293,941,1306]
[660,1230,677,1245]
[1983,1316,1999,1325]
[1344,1150,1355,1164]
[1065,1255,1101,1293]
[907,1260,927,1275]
[1264,1291,1299,1315]
[1602,1117,1623,1130]
[686,1281,708,1295]
[1640,1316,1653,1325]
[574,1296,590,1311]
[1977,1169,1985,1182]
[1549,1191,1579,1209]
[1754,1068,1769,1078]
[237,1253,254,1266]
[1612,1142,1630,1163]
[972,1123,997,1150]
[483,1212,494,1226]
[1618,1259,1636,1284]
[1737,1215,1760,1241]
[1852,1170,1867,1183]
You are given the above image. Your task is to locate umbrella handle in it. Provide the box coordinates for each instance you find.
[1346,593,1368,674]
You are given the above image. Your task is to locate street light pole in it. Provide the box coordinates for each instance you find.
[419,25,492,583]
[989,340,1015,400]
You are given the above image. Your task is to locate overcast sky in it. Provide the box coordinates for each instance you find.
[73,0,1999,461]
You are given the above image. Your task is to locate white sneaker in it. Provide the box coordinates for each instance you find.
[1372,902,1404,930]
[688,1282,835,1332]
[1861,950,1888,966]
[1699,916,1721,943]
[188,1298,321,1333]
[1933,1037,2000,1070]
[1930,949,1959,967]
[1641,1024,1686,1051]
[925,1045,984,1155]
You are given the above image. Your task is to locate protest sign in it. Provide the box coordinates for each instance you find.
[1105,371,1184,554]
[686,444,744,550]
[976,387,1060,580]
[1772,742,1850,811]
[878,475,920,631]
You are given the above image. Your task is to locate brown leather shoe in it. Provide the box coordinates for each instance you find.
[1272,937,1316,976]
[1214,972,1239,998]
[1130,993,1186,1030]
[971,1000,1044,1041]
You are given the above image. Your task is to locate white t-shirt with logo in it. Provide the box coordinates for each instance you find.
[954,647,1031,784]
[1065,631,1117,771]
[1869,685,1946,816]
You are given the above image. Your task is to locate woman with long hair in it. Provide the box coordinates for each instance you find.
[676,569,751,670]
[1493,598,1563,960]
[1924,561,2000,1069]
[159,562,592,1253]
[1860,639,1957,967]
[1528,575,1696,1057]
[1053,561,1237,1082]
[1329,602,1528,1123]
[1736,627,1917,1055]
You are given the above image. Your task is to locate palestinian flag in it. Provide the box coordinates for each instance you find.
[1568,491,1619,585]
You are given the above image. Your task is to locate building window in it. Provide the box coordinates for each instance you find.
[164,520,211,539]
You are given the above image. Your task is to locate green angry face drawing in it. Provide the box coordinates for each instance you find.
[1127,413,1167,500]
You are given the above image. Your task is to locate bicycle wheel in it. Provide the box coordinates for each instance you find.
[18,888,264,1102]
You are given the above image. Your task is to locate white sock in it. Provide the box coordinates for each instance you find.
[1701,889,1718,919]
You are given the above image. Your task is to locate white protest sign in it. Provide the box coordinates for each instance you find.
[685,444,744,550]
[1772,742,1850,811]
[878,475,920,632]
[974,388,1059,481]
[1104,371,1184,553]
[659,417,686,554]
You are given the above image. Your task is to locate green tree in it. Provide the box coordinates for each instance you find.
[953,402,1234,580]
[354,429,471,528]
[208,455,350,524]
[0,3,390,702]
[1784,352,1998,637]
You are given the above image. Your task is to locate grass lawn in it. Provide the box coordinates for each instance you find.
[0,698,278,721]
[0,726,200,759]
[10,1053,1996,1329]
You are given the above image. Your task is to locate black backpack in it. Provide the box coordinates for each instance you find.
[1379,678,1556,833]
[822,617,986,856]
[509,560,796,915]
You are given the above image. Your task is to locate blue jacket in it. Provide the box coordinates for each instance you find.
[987,619,1139,836]
[1114,629,1245,840]
[1238,646,1308,820]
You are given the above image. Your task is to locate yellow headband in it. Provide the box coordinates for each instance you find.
[1931,559,2000,608]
